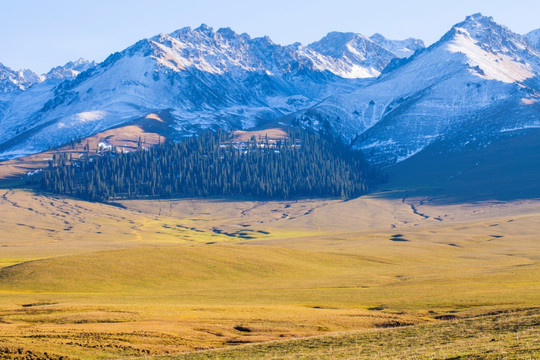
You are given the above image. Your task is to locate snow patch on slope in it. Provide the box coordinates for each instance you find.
[296,13,540,165]
[308,32,397,77]
[448,28,536,83]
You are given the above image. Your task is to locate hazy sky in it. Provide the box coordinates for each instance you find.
[1,0,539,73]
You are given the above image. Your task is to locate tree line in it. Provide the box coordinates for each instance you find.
[38,130,384,201]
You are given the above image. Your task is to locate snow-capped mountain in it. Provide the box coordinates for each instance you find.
[295,13,540,165]
[308,32,396,78]
[0,14,538,174]
[307,32,425,77]
[525,28,540,50]
[369,33,425,58]
[0,58,96,94]
[45,58,96,81]
[0,64,42,93]
[0,59,98,134]
[0,25,408,159]
[0,64,44,126]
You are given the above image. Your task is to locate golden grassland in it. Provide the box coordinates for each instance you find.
[173,308,540,360]
[0,189,538,358]
[174,309,540,360]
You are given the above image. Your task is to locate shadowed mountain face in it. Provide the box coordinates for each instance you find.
[525,28,540,51]
[381,126,540,203]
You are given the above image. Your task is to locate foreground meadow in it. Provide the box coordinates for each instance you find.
[0,189,538,358]
[175,308,539,359]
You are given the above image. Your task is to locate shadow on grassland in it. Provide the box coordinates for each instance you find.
[371,128,540,205]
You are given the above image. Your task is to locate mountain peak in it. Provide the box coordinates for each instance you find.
[216,27,237,39]
[0,63,42,92]
[312,31,364,46]
[369,33,425,58]
[45,58,96,80]
[251,35,275,46]
[382,13,540,84]
[195,23,214,36]
[308,32,396,77]
[172,26,192,35]
[308,32,369,58]
[0,62,11,72]
[423,13,539,68]
[369,33,386,42]
[524,28,540,50]
[453,13,508,39]
[464,12,493,23]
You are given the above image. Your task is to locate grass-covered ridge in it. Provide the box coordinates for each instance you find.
[38,130,384,201]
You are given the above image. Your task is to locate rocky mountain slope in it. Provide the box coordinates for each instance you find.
[525,28,540,50]
[0,64,42,93]
[0,64,43,124]
[369,33,425,58]
[44,58,96,81]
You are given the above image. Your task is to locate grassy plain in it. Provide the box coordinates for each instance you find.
[0,189,538,358]
[174,308,540,359]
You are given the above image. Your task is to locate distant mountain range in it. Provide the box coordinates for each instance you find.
[0,22,424,159]
[0,58,95,92]
[0,13,539,200]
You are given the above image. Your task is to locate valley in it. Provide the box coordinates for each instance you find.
[0,9,539,360]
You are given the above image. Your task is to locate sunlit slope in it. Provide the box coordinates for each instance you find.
[0,112,173,185]
[0,245,376,294]
[1,240,538,311]
[0,189,539,310]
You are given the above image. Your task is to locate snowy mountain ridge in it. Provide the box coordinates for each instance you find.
[0,64,42,93]
[45,58,97,81]
[369,33,425,58]
[1,58,96,93]
[0,25,423,160]
[293,13,540,165]
[0,14,538,170]
[307,32,396,78]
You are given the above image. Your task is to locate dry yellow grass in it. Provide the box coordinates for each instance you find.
[0,189,538,358]
[172,308,540,359]
[230,128,289,143]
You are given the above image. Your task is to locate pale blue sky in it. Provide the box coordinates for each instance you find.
[1,0,539,73]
